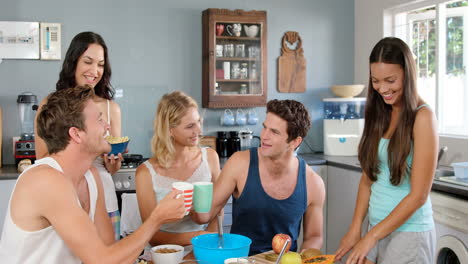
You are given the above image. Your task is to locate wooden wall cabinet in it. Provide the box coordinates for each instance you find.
[202,8,267,108]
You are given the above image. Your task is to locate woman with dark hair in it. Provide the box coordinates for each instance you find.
[35,31,122,242]
[335,37,437,264]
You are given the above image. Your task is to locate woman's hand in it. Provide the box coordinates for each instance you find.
[335,229,361,261]
[344,234,377,264]
[103,153,123,175]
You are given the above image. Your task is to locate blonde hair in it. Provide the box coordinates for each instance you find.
[151,91,198,168]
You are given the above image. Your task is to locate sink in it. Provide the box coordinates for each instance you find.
[435,169,454,178]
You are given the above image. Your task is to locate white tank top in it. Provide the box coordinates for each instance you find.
[0,157,98,264]
[143,147,211,233]
[93,99,118,213]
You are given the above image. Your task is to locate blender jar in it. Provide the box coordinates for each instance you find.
[17,92,38,140]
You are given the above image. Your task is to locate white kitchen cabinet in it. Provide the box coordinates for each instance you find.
[0,179,16,237]
[298,165,327,253]
[326,166,367,257]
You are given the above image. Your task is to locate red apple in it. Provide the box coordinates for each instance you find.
[272,233,291,254]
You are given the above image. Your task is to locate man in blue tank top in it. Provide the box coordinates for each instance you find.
[192,99,325,255]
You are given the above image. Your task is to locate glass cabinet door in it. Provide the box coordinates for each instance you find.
[202,9,267,108]
[214,23,262,96]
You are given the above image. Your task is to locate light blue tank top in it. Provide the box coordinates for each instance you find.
[368,104,434,232]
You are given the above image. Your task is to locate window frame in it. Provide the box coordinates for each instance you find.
[385,0,468,138]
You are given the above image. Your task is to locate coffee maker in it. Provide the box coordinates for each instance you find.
[15,92,38,165]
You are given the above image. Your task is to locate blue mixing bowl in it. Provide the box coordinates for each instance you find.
[191,233,252,264]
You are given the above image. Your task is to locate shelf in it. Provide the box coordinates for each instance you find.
[216,36,260,41]
[216,57,258,62]
[217,79,260,82]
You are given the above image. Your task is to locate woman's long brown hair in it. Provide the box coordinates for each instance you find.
[358,37,419,185]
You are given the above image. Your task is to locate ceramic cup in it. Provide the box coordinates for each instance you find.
[216,45,223,57]
[171,182,193,215]
[221,109,235,126]
[216,24,224,36]
[193,182,213,213]
[247,110,258,125]
[236,109,247,126]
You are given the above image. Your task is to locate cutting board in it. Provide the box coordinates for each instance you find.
[250,250,277,264]
[278,31,306,93]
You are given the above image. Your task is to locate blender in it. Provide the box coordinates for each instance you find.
[15,92,38,166]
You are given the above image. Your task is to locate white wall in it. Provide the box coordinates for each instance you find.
[355,0,468,166]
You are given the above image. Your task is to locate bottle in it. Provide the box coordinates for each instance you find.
[239,84,248,94]
[227,131,241,157]
[250,63,257,80]
[240,63,248,79]
[216,131,229,158]
[231,62,240,79]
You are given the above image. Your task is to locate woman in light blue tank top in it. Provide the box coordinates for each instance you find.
[335,37,437,264]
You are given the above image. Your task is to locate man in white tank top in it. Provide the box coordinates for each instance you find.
[0,86,185,264]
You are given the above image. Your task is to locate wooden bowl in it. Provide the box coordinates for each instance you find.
[331,84,365,98]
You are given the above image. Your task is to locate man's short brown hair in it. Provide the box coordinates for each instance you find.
[37,86,95,154]
[266,99,311,142]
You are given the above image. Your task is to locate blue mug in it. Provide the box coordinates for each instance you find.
[221,109,235,126]
[236,109,247,126]
[247,110,258,125]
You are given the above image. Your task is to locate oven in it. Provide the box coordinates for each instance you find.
[113,167,137,212]
[431,191,468,264]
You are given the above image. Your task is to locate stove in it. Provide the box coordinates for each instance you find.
[113,154,145,191]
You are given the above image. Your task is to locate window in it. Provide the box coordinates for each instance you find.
[390,0,468,137]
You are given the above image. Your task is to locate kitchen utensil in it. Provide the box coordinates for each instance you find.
[217,214,224,248]
[192,233,252,264]
[274,239,290,264]
[231,62,240,79]
[235,44,245,57]
[236,109,247,126]
[193,182,213,213]
[227,131,241,157]
[108,139,130,156]
[216,131,229,158]
[278,31,306,93]
[331,84,365,98]
[171,182,194,215]
[247,110,259,125]
[244,25,259,38]
[224,44,234,57]
[239,130,260,150]
[226,24,241,37]
[221,109,235,126]
[216,45,224,57]
[216,24,225,36]
[151,244,184,264]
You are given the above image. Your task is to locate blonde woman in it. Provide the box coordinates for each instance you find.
[135,91,220,249]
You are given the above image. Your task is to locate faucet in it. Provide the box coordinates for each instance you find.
[437,146,448,169]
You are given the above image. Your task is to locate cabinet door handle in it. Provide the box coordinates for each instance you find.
[209,51,214,56]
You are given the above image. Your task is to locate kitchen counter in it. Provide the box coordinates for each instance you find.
[1,153,467,199]
[299,152,468,200]
[0,165,19,180]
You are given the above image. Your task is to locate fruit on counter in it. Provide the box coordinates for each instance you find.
[300,248,322,260]
[280,252,302,264]
[302,255,335,264]
[264,253,279,262]
[272,233,292,254]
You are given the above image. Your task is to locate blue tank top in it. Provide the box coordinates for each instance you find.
[368,104,434,232]
[230,148,308,255]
